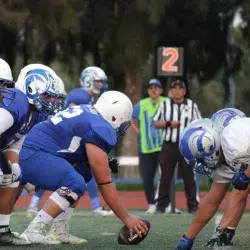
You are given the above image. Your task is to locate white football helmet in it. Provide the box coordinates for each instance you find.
[211,108,245,134]
[55,76,67,111]
[179,118,221,176]
[57,76,67,96]
[0,58,13,81]
[94,91,133,137]
[15,64,58,116]
[0,58,15,106]
[80,66,107,94]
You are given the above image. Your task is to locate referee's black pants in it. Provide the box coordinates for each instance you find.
[156,142,198,212]
[139,152,160,205]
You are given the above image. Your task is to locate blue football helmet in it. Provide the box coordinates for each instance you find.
[211,108,245,134]
[80,66,107,94]
[15,65,58,116]
[179,119,221,176]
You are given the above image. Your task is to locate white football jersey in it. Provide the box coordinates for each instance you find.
[221,117,250,169]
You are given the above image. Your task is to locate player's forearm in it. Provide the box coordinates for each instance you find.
[99,183,129,221]
[186,199,220,238]
[245,167,250,177]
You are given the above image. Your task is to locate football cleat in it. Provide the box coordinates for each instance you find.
[0,227,31,246]
[93,207,114,217]
[26,207,39,218]
[20,221,61,245]
[145,204,156,214]
[49,220,87,244]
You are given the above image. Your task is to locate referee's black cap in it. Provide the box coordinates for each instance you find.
[170,80,186,89]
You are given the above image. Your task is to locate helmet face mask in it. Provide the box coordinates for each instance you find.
[116,120,131,138]
[180,118,221,175]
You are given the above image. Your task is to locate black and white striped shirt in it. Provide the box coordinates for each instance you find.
[153,98,201,143]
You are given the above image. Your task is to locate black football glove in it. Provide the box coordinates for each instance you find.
[108,157,120,174]
[204,226,235,247]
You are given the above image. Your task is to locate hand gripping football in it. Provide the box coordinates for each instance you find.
[118,219,150,245]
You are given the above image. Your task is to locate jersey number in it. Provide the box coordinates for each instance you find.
[51,107,83,125]
[161,48,179,72]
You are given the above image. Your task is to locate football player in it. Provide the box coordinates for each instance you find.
[19,91,149,244]
[26,66,112,219]
[175,108,247,249]
[0,61,58,245]
[26,75,67,218]
[47,83,119,244]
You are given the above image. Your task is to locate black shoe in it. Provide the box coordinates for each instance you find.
[188,206,198,214]
[0,227,31,246]
[155,206,165,214]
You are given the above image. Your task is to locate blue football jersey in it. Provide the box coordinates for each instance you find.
[0,88,31,150]
[23,105,117,163]
[0,88,49,151]
[66,88,92,107]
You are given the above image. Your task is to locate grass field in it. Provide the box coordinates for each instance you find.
[9,209,250,250]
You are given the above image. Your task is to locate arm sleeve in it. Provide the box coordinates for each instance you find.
[153,102,165,121]
[0,108,14,134]
[192,103,202,120]
[132,103,140,119]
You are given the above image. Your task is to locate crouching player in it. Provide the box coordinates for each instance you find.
[19,91,149,244]
[0,61,58,245]
[175,109,248,249]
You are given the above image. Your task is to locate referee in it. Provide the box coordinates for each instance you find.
[153,80,201,214]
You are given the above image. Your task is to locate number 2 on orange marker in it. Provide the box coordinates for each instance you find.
[162,48,179,72]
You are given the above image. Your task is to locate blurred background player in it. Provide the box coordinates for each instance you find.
[19,91,148,244]
[132,79,166,214]
[0,62,58,245]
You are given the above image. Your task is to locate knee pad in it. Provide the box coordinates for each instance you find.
[50,187,79,211]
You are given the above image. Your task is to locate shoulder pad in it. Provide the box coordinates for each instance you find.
[90,115,117,146]
[85,115,117,153]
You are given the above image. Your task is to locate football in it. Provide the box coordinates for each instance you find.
[117,219,150,245]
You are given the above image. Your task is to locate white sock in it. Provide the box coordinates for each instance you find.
[54,207,74,222]
[21,189,28,197]
[0,214,10,226]
[28,195,41,210]
[33,210,54,224]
